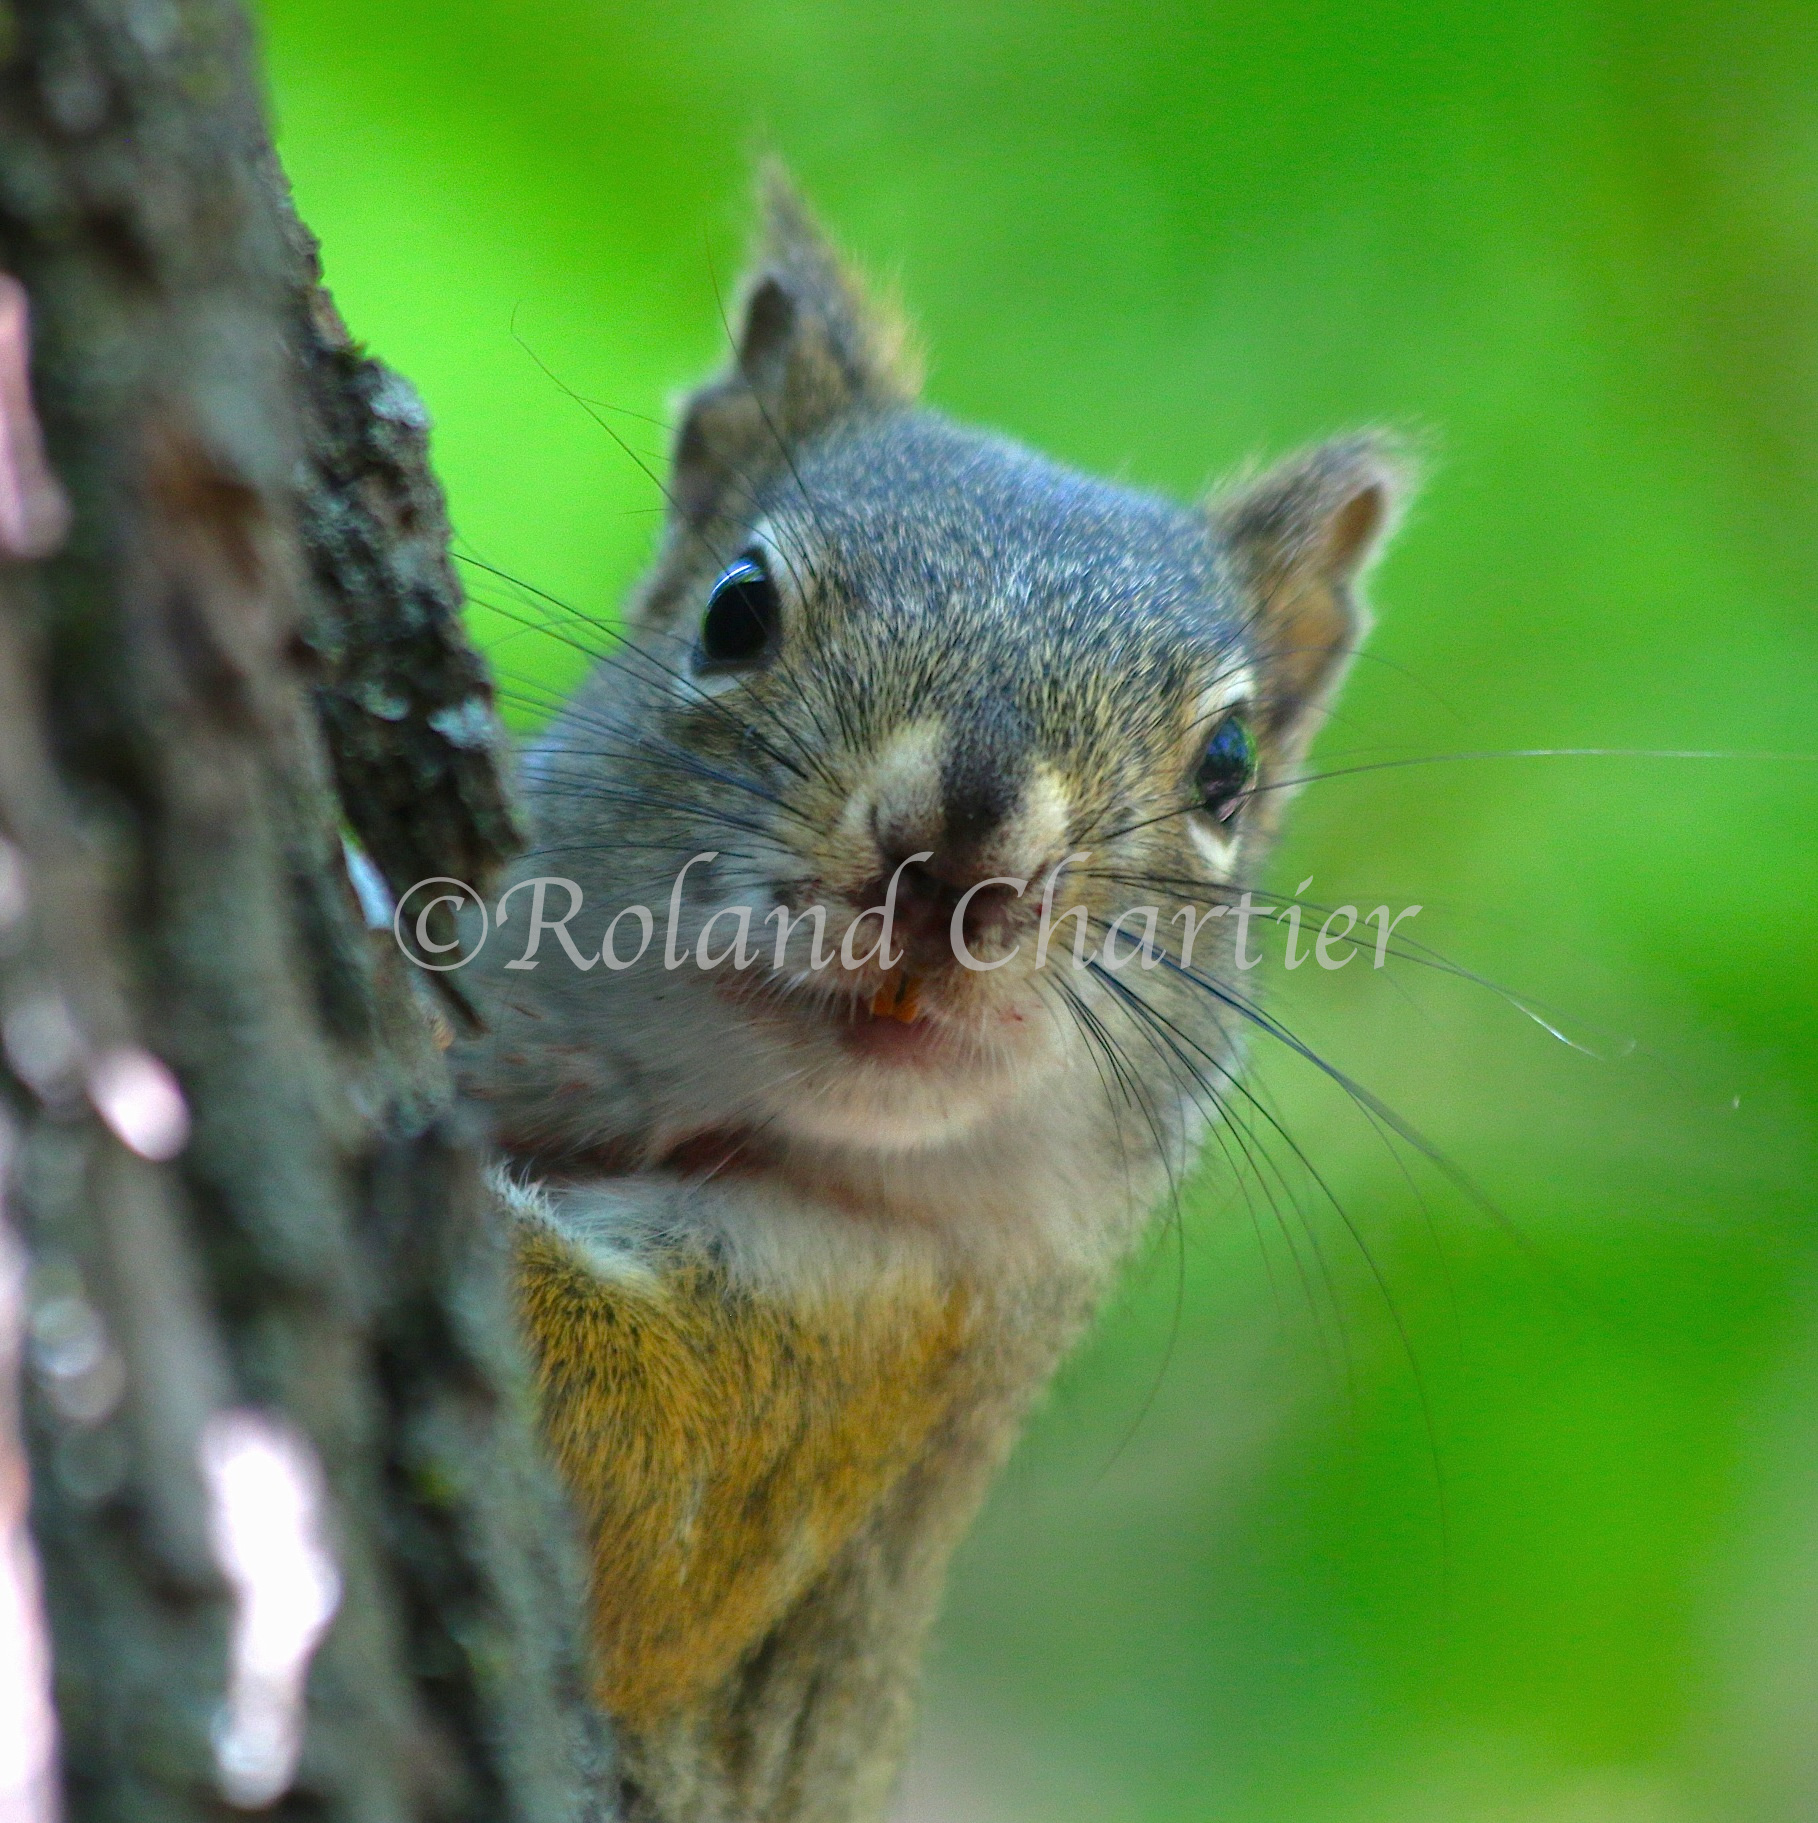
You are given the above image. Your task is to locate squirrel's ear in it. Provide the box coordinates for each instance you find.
[671,168,922,524]
[1209,435,1411,744]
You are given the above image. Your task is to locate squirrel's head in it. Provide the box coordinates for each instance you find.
[474,175,1407,1193]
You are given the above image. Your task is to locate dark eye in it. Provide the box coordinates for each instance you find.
[1195,713,1256,822]
[698,554,781,669]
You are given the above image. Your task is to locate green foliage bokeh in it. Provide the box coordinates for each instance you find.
[260,3,1818,1817]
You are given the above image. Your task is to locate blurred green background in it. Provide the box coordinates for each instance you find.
[257,3,1818,1818]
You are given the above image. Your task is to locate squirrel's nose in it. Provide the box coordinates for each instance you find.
[871,706,1027,957]
[874,844,1024,957]
[847,706,1068,964]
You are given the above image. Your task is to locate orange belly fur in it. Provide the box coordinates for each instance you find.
[514,1223,975,1728]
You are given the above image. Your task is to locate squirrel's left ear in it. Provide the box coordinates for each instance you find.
[1209,434,1412,747]
[671,167,922,525]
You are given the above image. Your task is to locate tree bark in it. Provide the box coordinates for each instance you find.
[0,2,612,1818]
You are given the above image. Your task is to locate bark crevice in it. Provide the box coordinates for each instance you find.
[0,3,609,1816]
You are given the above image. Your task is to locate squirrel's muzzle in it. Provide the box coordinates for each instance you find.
[838,710,1071,972]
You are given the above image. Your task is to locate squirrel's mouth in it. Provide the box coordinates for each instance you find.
[839,970,950,1064]
[866,970,924,1023]
[836,965,1045,1070]
[714,961,1004,1069]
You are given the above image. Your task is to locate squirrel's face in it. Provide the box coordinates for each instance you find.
[477,183,1402,1178]
[583,415,1278,1149]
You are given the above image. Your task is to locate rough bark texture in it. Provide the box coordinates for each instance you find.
[0,1,612,1817]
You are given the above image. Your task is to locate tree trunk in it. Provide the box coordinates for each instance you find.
[0,2,613,1817]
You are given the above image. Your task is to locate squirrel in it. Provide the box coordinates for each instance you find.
[459,172,1406,1823]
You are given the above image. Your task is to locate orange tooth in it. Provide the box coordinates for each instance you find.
[870,972,923,1023]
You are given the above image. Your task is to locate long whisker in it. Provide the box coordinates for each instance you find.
[1245,746,1818,800]
[1083,945,1448,1576]
[1086,944,1367,1364]
[516,712,824,838]
[1082,953,1358,1399]
[461,558,836,789]
[1076,863,1638,1060]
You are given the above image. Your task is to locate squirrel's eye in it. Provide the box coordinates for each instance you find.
[698,555,781,669]
[1195,713,1256,823]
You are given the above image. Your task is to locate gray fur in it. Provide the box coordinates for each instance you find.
[462,178,1406,1821]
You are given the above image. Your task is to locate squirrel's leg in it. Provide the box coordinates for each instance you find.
[672,1368,1035,1823]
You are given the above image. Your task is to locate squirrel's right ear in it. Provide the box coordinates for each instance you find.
[671,168,922,524]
